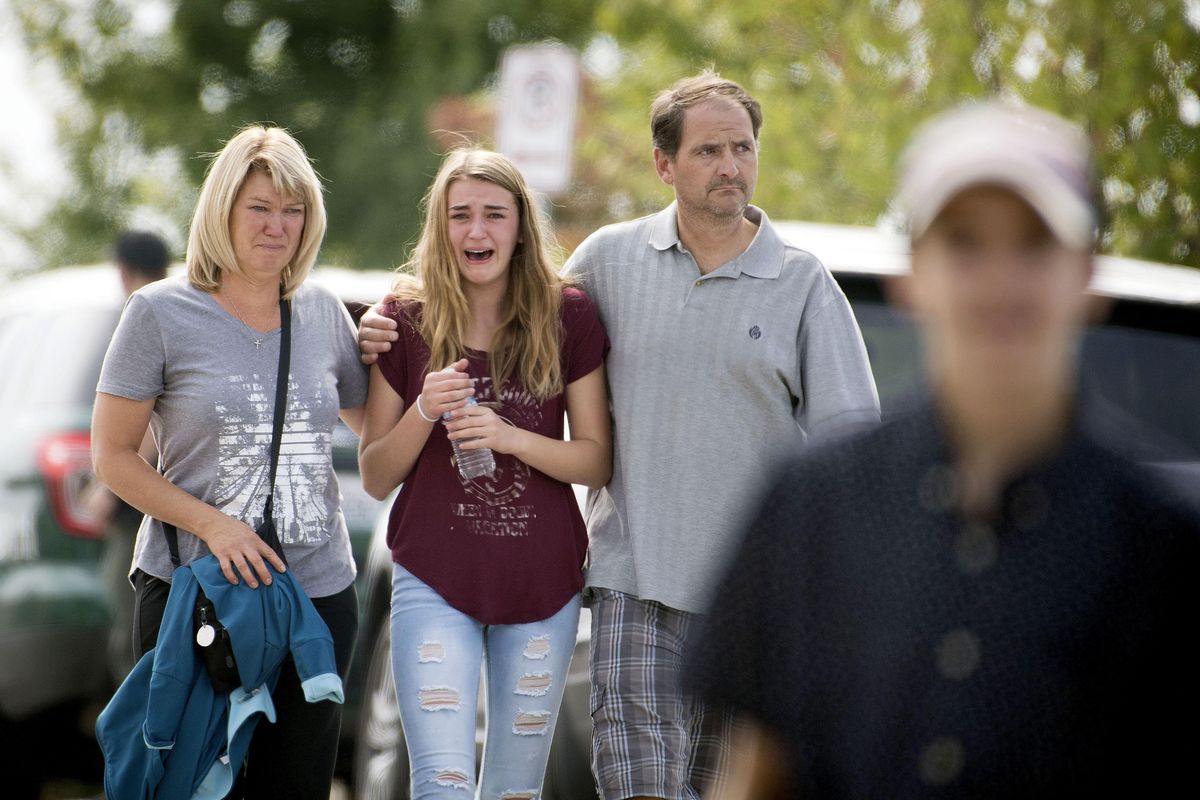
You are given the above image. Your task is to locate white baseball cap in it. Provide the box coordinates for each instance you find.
[898,102,1097,250]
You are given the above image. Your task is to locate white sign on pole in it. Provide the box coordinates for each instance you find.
[496,43,580,195]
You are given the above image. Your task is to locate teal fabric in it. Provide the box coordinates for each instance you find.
[96,554,342,800]
[300,673,344,704]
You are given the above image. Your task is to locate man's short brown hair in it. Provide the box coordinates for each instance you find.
[650,71,763,157]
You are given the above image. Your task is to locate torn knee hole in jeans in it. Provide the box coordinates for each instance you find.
[500,791,538,800]
[512,709,551,736]
[514,671,552,697]
[433,768,471,789]
[522,634,551,660]
[417,641,445,663]
[418,686,461,711]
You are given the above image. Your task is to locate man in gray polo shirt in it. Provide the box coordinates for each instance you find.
[564,72,879,800]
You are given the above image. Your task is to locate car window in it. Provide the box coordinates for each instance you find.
[1081,327,1200,460]
[850,300,924,410]
[0,306,119,412]
[849,298,1200,463]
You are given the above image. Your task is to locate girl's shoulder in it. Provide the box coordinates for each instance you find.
[560,284,596,312]
[383,298,429,357]
[559,285,600,327]
[384,296,423,325]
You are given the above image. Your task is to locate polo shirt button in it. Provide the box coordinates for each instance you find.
[919,736,965,786]
[935,628,981,680]
[694,279,702,287]
[955,521,998,574]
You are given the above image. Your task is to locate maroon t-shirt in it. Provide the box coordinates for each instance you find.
[377,287,609,624]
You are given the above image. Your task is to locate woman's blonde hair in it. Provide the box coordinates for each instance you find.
[394,148,566,401]
[186,125,326,298]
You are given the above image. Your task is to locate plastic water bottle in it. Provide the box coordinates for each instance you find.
[446,396,496,479]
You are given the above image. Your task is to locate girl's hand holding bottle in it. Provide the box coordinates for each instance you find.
[444,398,520,456]
[415,358,474,422]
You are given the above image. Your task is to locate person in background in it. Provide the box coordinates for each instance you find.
[687,102,1200,798]
[358,147,611,798]
[90,230,170,682]
[113,231,170,299]
[92,125,367,798]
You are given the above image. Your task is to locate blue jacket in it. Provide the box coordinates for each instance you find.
[96,555,343,800]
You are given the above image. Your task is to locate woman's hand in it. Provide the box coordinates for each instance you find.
[93,392,287,588]
[202,514,288,588]
[418,359,475,421]
[444,401,523,455]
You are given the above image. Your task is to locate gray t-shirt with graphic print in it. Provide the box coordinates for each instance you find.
[97,275,368,598]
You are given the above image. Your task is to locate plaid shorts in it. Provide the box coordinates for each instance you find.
[589,588,734,800]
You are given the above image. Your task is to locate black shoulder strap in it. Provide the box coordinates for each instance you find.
[165,298,291,568]
[256,298,291,563]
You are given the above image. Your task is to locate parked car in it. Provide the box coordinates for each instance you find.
[774,220,1200,487]
[0,263,395,791]
[348,220,1200,799]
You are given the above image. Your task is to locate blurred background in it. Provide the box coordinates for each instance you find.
[1,2,1198,799]
[1,0,1198,279]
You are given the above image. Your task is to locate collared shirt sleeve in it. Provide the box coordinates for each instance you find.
[561,236,597,295]
[794,275,880,439]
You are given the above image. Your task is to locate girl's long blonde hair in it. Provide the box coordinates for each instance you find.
[393,148,567,402]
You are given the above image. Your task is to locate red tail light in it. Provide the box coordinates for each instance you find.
[37,432,104,538]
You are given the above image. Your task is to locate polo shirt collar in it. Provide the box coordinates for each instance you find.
[647,202,684,251]
[647,202,786,279]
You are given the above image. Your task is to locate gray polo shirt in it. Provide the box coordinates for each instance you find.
[563,203,880,612]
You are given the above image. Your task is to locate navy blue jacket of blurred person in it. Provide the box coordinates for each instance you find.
[685,102,1200,799]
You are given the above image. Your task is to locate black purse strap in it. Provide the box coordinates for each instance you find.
[259,297,291,557]
[165,298,291,568]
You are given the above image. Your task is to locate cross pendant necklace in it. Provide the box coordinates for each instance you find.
[224,292,268,350]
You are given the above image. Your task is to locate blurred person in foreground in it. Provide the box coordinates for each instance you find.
[686,102,1200,798]
[358,147,611,798]
[90,230,170,682]
[92,126,367,798]
[355,71,880,800]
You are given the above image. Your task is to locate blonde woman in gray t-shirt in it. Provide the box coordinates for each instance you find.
[92,125,366,799]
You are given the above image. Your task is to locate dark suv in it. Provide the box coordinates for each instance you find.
[0,264,395,792]
[347,221,1200,800]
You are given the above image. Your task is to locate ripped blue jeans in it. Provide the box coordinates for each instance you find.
[390,563,580,799]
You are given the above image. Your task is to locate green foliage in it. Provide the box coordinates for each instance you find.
[14,0,599,268]
[571,0,1200,267]
[14,0,1200,269]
